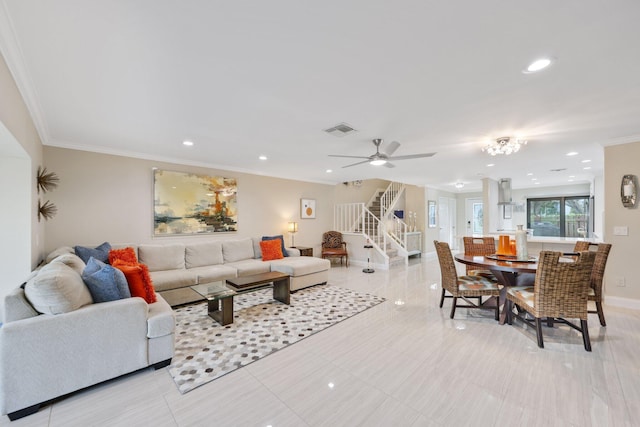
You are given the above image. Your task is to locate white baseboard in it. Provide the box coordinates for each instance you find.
[604,295,640,310]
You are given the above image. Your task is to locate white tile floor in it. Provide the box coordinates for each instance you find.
[3,256,639,426]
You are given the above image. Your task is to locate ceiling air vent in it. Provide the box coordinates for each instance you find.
[323,122,357,137]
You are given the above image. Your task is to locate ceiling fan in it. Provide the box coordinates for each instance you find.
[328,138,436,168]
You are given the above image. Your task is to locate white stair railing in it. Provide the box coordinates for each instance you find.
[388,214,408,249]
[380,181,405,219]
[334,203,388,259]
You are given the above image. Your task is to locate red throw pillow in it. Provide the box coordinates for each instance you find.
[109,247,138,266]
[112,260,157,304]
[260,239,284,261]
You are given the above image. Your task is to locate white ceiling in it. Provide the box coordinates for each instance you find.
[2,0,640,192]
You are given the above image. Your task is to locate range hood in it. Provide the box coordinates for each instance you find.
[498,178,513,205]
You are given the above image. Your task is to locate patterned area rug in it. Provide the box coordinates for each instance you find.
[168,284,385,393]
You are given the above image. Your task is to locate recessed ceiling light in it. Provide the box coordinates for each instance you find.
[568,179,574,182]
[258,155,267,160]
[455,182,465,189]
[532,178,538,181]
[523,58,553,73]
[527,172,533,176]
[486,164,495,167]
[582,159,591,163]
[182,140,194,146]
[325,169,332,173]
[535,182,540,185]
[566,152,578,156]
[584,166,591,170]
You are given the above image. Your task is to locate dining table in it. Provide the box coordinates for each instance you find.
[454,253,539,324]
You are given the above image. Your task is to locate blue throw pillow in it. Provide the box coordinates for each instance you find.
[262,235,288,257]
[82,257,131,303]
[75,242,112,264]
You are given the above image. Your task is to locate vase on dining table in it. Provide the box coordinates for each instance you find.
[515,224,528,261]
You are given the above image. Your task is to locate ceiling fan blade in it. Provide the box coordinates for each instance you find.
[388,153,436,160]
[383,141,401,156]
[342,159,371,168]
[384,162,396,168]
[328,154,371,159]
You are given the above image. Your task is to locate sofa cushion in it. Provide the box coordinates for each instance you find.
[82,257,131,303]
[262,235,288,256]
[222,239,255,263]
[138,244,185,272]
[109,247,138,265]
[185,241,224,268]
[45,246,74,263]
[74,242,111,264]
[252,237,263,259]
[24,262,93,314]
[148,269,198,292]
[224,259,271,276]
[260,239,284,261]
[51,253,86,275]
[188,265,237,284]
[112,261,157,304]
[270,257,331,276]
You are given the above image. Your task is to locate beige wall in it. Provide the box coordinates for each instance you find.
[0,52,43,311]
[604,141,640,304]
[333,179,389,204]
[43,147,334,257]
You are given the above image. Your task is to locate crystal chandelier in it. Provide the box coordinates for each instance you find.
[482,137,527,156]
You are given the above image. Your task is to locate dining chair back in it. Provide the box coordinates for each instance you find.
[573,241,612,326]
[434,240,501,320]
[462,237,498,280]
[506,250,596,351]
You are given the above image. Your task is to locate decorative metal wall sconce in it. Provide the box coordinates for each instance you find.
[621,174,637,208]
[37,166,59,193]
[36,166,59,221]
[38,200,57,222]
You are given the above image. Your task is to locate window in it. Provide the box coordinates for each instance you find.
[472,202,483,234]
[527,196,591,237]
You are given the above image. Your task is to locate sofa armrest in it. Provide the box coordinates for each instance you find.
[0,298,149,415]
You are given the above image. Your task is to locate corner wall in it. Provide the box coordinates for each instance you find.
[43,147,334,257]
[604,141,640,307]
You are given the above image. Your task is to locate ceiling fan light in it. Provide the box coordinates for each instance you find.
[370,159,387,166]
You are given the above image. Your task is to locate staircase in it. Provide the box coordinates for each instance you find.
[334,181,416,269]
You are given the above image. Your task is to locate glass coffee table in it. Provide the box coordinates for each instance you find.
[191,271,290,326]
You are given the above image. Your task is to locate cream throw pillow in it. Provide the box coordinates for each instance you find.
[25,261,93,315]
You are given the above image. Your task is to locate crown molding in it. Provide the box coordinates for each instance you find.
[46,138,337,186]
[0,1,49,144]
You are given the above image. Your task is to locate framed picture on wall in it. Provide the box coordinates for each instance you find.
[428,200,437,228]
[300,198,316,219]
[153,169,238,235]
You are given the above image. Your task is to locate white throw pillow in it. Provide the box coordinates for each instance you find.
[24,262,93,315]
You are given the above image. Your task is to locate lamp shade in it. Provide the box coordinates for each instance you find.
[288,222,298,233]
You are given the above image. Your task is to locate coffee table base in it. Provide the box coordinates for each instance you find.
[208,295,234,325]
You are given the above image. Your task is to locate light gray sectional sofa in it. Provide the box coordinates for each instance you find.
[0,254,175,421]
[0,237,329,420]
[137,237,331,306]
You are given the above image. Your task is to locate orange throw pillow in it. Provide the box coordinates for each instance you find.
[109,247,138,266]
[112,260,157,304]
[260,239,284,261]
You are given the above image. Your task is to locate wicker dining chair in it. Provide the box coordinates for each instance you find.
[462,237,498,281]
[434,240,501,320]
[573,241,612,326]
[505,250,596,351]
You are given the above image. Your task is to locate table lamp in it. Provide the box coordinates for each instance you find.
[288,222,298,247]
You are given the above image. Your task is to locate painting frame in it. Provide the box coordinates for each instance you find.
[428,200,437,228]
[300,198,316,219]
[153,169,238,236]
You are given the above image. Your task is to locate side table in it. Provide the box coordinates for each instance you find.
[291,246,313,257]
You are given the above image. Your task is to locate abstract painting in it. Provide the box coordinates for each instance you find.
[154,170,237,235]
[300,198,316,219]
